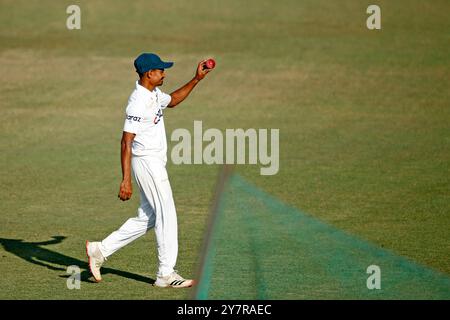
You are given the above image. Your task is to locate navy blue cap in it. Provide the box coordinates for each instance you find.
[134,53,174,74]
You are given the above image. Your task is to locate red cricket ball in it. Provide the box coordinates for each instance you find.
[205,58,216,69]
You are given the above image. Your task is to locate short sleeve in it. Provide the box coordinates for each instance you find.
[123,104,145,134]
[157,89,172,109]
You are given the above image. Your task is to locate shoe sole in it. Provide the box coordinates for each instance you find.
[85,240,102,283]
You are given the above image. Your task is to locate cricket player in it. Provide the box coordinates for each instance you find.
[86,53,213,288]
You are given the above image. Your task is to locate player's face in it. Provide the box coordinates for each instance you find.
[148,69,166,86]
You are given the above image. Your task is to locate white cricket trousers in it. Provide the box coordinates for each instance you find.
[99,156,178,277]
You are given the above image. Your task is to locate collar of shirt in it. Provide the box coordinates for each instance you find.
[135,80,158,103]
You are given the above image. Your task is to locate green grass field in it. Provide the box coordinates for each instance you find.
[1,0,449,299]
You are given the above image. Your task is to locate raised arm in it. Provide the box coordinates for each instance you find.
[167,60,213,108]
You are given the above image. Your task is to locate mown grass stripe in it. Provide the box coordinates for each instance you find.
[202,174,450,299]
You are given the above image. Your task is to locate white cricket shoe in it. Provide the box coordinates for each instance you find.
[85,240,105,282]
[153,271,195,288]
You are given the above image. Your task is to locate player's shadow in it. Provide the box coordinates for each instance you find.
[0,236,155,284]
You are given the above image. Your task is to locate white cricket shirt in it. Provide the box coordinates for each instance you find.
[123,81,172,163]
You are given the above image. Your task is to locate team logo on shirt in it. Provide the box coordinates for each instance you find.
[153,109,163,124]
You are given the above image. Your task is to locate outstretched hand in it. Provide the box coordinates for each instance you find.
[195,60,213,81]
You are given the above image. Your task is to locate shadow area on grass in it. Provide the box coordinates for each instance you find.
[0,236,155,285]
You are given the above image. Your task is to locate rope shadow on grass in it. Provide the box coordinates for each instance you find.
[0,236,155,285]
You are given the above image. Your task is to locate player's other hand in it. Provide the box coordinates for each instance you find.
[195,60,212,81]
[118,180,132,201]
